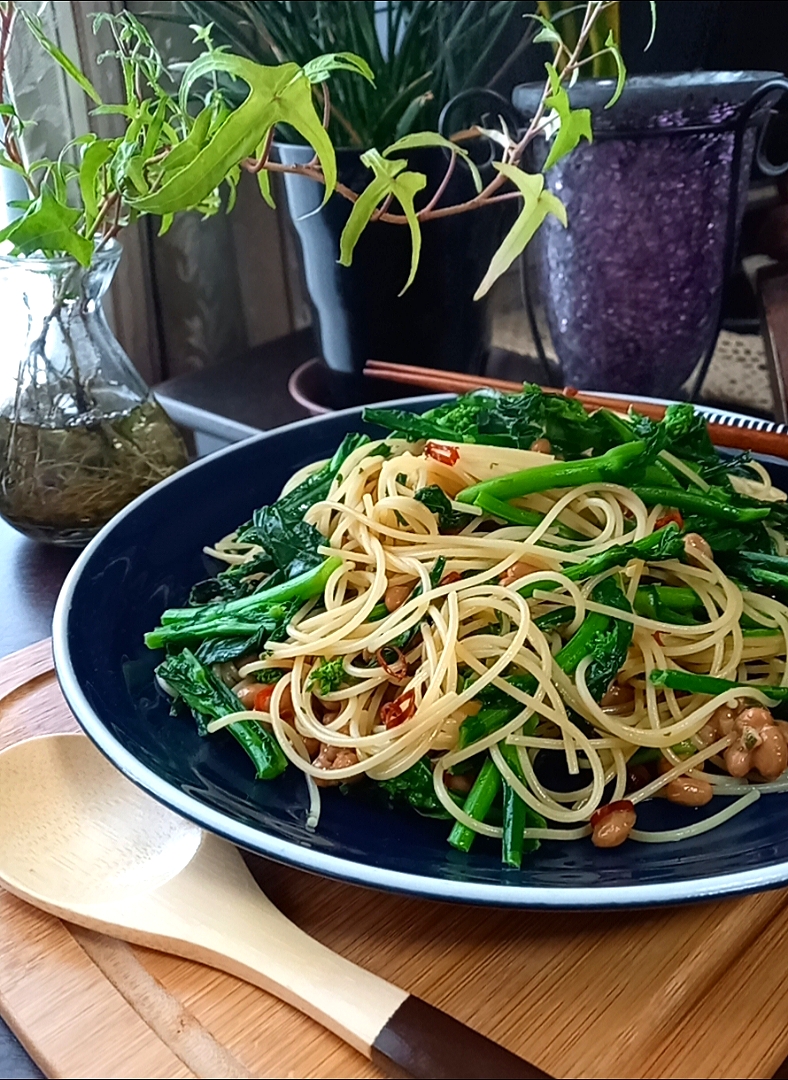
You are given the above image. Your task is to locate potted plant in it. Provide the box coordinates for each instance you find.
[0,0,620,544]
[0,4,353,543]
[514,2,788,397]
[170,1,539,405]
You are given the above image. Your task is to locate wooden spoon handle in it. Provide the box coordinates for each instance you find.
[371,995,552,1079]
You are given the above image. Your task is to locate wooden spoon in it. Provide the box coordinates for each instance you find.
[0,733,548,1080]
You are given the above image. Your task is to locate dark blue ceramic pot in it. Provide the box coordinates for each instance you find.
[513,72,788,396]
[276,144,515,407]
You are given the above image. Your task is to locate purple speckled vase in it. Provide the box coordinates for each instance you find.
[513,73,786,396]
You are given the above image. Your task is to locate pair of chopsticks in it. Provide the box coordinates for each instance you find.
[364,359,788,459]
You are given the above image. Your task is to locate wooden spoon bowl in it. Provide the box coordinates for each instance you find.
[0,733,547,1079]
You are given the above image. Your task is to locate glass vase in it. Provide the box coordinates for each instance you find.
[0,243,187,546]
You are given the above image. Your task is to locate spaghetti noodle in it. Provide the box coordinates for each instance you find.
[147,392,788,865]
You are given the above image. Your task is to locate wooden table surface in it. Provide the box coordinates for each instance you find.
[0,516,74,1078]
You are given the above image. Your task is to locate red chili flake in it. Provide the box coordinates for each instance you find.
[563,386,579,398]
[655,509,684,531]
[376,645,409,680]
[590,799,635,829]
[440,571,463,586]
[380,688,417,729]
[425,442,459,467]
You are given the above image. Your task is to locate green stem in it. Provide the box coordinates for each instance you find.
[159,557,342,627]
[448,757,501,853]
[517,524,684,600]
[632,487,770,523]
[456,440,647,505]
[474,491,582,540]
[649,669,788,702]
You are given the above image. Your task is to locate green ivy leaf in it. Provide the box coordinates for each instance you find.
[158,107,213,179]
[132,56,336,215]
[0,152,28,178]
[0,187,94,265]
[473,164,566,300]
[383,131,482,194]
[302,52,375,86]
[389,170,427,294]
[542,63,592,171]
[21,12,102,105]
[604,33,626,109]
[523,13,563,45]
[339,154,404,268]
[338,149,426,295]
[90,104,137,118]
[79,140,114,225]
[256,166,274,209]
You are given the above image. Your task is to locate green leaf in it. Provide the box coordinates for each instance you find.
[473,164,566,300]
[132,56,336,215]
[302,52,375,86]
[542,62,592,171]
[158,213,173,236]
[383,130,482,194]
[646,2,658,50]
[79,140,113,224]
[0,152,29,178]
[524,14,563,45]
[256,162,275,209]
[159,107,213,178]
[0,187,93,265]
[140,95,169,162]
[604,33,626,109]
[90,103,137,118]
[338,149,426,294]
[390,170,427,294]
[21,12,101,105]
[338,173,396,268]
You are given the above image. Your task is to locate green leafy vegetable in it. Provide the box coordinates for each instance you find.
[517,524,685,599]
[144,557,341,650]
[448,757,501,852]
[414,486,471,531]
[379,757,449,817]
[365,385,612,457]
[649,669,788,703]
[307,656,348,694]
[157,649,287,778]
[456,440,649,505]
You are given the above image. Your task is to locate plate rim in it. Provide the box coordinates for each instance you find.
[52,391,788,908]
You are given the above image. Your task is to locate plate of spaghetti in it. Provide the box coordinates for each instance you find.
[54,389,788,907]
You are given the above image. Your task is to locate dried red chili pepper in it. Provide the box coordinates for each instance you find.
[590,799,635,829]
[440,571,463,586]
[380,688,417,729]
[424,442,459,466]
[655,509,684,531]
[376,645,408,680]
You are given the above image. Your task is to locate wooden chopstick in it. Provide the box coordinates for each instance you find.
[364,359,788,460]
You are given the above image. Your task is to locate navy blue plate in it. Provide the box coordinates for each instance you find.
[53,396,788,908]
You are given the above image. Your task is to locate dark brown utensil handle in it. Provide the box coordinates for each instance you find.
[370,995,552,1079]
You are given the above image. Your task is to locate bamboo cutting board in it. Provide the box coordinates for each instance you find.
[4,641,788,1080]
